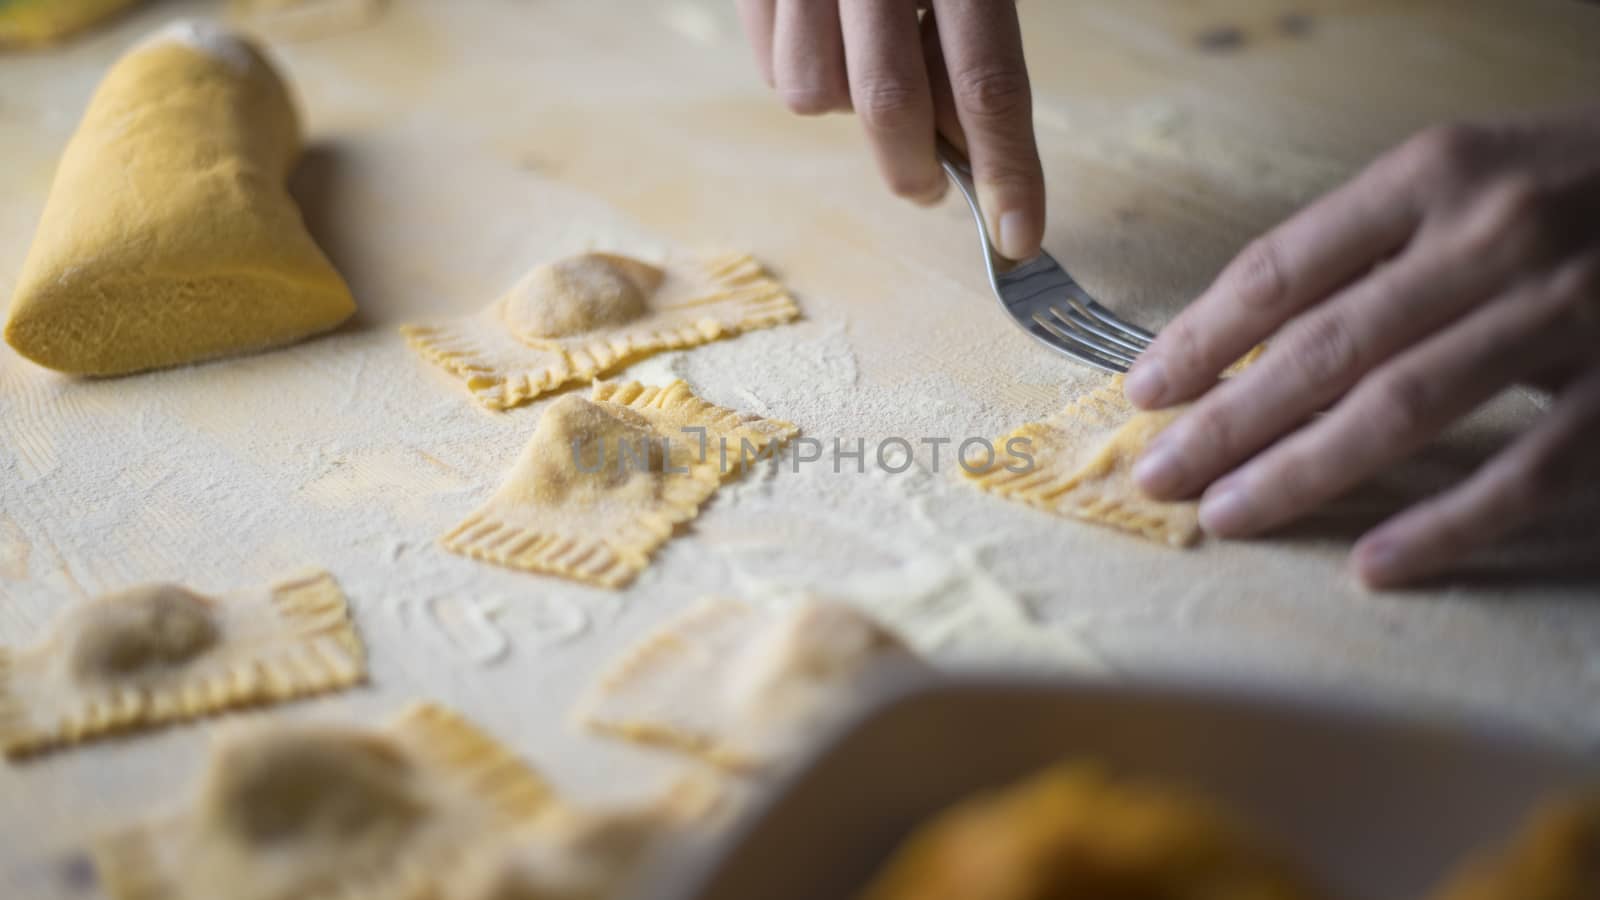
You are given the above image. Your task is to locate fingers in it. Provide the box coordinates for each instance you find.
[1353,363,1600,587]
[736,0,777,86]
[840,0,944,204]
[920,9,965,151]
[1132,223,1506,502]
[772,0,850,115]
[1124,148,1426,410]
[1191,259,1599,542]
[929,0,1044,261]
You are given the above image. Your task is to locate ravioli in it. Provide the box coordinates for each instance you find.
[442,380,797,588]
[965,348,1264,547]
[861,763,1326,900]
[454,778,725,900]
[94,703,556,900]
[401,252,799,410]
[578,598,925,772]
[1427,792,1600,900]
[3,21,355,376]
[0,571,364,758]
[968,379,1200,547]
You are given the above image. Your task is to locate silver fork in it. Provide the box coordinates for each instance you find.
[937,138,1154,374]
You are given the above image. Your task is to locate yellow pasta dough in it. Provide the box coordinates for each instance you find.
[0,570,364,758]
[94,702,557,900]
[3,21,356,376]
[442,380,797,588]
[969,379,1200,547]
[578,598,926,772]
[454,778,726,900]
[401,252,799,410]
[861,763,1327,900]
[966,349,1265,547]
[0,0,140,46]
[1427,792,1600,900]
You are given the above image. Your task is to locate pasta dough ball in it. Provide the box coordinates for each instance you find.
[3,21,355,376]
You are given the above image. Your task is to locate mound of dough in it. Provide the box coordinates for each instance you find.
[68,584,222,683]
[504,253,667,341]
[1428,792,1600,900]
[0,570,364,758]
[402,252,798,410]
[0,0,140,46]
[442,380,797,588]
[94,703,556,900]
[862,763,1327,900]
[579,598,926,772]
[3,21,355,376]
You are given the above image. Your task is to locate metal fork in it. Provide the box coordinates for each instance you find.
[937,138,1154,373]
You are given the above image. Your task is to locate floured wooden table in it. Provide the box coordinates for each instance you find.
[3,1,1599,896]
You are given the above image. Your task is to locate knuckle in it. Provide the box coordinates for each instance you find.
[1227,236,1290,311]
[854,78,923,131]
[951,65,1031,122]
[1185,405,1239,461]
[1481,175,1546,234]
[1285,312,1362,387]
[976,161,1041,193]
[1364,370,1434,442]
[1455,175,1550,265]
[1264,450,1322,512]
[1159,317,1210,382]
[1403,122,1484,185]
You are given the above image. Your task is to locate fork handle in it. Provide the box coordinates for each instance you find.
[936,136,1016,278]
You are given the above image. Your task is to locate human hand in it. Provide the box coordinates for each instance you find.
[736,0,1046,261]
[1121,108,1600,587]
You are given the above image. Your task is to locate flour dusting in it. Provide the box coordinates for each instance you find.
[138,20,256,72]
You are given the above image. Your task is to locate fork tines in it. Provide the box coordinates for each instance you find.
[1032,297,1154,374]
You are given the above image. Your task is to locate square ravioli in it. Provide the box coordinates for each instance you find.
[449,777,727,900]
[968,378,1201,547]
[966,349,1264,548]
[402,252,799,410]
[442,380,797,588]
[578,598,926,772]
[94,703,556,900]
[0,570,364,758]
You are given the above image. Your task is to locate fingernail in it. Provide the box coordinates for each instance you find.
[1199,481,1251,535]
[1124,359,1168,408]
[996,209,1037,261]
[1132,440,1183,498]
[1355,536,1403,587]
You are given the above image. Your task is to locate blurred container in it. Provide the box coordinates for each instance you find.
[637,674,1597,900]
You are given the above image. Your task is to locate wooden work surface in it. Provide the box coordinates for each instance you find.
[3,2,1599,896]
